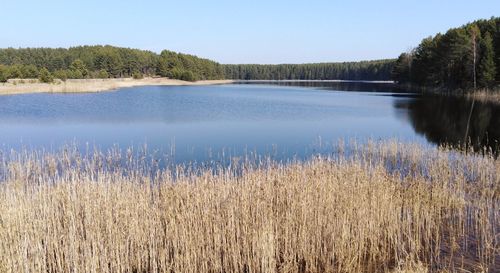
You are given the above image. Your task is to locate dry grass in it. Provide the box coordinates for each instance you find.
[0,141,498,272]
[0,78,235,95]
[467,89,500,104]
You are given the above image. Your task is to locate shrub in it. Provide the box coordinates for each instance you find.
[20,65,39,78]
[38,67,54,83]
[132,71,143,79]
[67,69,83,79]
[53,70,68,81]
[97,69,109,79]
[171,67,183,79]
[180,70,197,82]
[7,66,23,79]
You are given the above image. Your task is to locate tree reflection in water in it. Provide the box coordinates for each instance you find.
[395,95,500,153]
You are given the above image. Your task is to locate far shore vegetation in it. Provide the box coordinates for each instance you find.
[392,17,500,96]
[223,60,395,81]
[0,46,395,85]
[0,46,226,83]
[1,17,499,100]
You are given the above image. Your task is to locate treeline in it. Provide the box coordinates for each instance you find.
[224,60,395,81]
[393,17,500,91]
[156,50,225,81]
[0,45,224,82]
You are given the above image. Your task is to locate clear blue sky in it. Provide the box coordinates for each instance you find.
[0,0,498,64]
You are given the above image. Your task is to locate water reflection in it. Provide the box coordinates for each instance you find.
[395,95,500,152]
[0,81,498,164]
[239,80,401,92]
[0,83,424,164]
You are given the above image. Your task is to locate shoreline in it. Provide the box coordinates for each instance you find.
[3,78,499,104]
[0,78,236,95]
[237,79,395,84]
[395,83,500,104]
[0,78,394,96]
[466,89,500,104]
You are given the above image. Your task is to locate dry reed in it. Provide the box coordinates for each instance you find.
[0,141,498,272]
[0,78,235,95]
[467,89,500,104]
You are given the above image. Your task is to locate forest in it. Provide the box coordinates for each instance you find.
[224,60,395,81]
[4,16,499,88]
[0,45,225,82]
[0,46,396,83]
[392,17,500,91]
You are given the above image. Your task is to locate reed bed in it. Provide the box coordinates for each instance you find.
[0,141,498,273]
[466,89,500,104]
[0,78,235,95]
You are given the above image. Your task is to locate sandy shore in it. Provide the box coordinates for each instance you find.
[0,78,236,95]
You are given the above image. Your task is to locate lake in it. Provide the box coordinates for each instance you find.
[0,82,499,164]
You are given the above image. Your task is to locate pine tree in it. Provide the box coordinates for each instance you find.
[53,70,68,81]
[156,58,170,77]
[392,52,413,83]
[496,30,500,81]
[38,67,54,83]
[97,69,109,79]
[70,59,89,78]
[478,32,496,88]
[0,65,7,82]
[468,25,481,90]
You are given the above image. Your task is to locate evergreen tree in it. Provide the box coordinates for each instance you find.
[97,69,109,79]
[468,25,481,89]
[7,65,23,79]
[156,58,170,77]
[70,59,89,78]
[53,70,68,81]
[38,67,54,83]
[132,71,143,79]
[478,32,497,87]
[0,65,7,82]
[180,70,196,82]
[495,29,500,81]
[392,53,412,83]
[392,17,499,91]
[20,65,39,78]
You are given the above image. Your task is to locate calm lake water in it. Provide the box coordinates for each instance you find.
[0,82,499,163]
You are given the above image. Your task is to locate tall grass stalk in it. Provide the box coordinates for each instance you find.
[0,141,498,272]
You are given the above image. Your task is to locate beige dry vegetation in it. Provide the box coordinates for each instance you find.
[0,78,235,95]
[0,142,498,272]
[467,89,500,104]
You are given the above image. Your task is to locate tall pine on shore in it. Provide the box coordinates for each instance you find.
[478,32,497,87]
[393,17,500,91]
